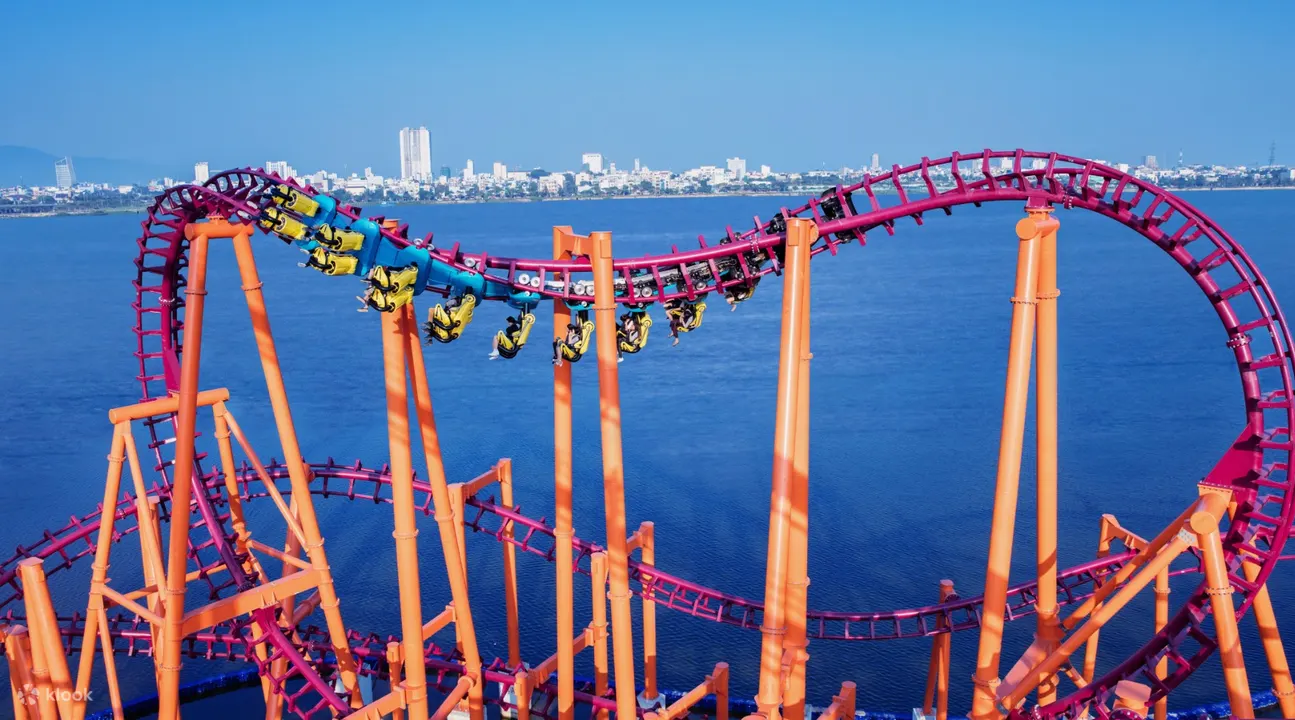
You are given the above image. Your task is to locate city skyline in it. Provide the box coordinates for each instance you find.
[2,2,1294,175]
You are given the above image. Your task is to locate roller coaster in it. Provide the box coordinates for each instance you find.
[1,149,1293,720]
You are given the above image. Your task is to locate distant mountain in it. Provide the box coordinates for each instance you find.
[0,145,187,186]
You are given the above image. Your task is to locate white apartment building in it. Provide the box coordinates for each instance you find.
[194,162,210,183]
[399,127,432,181]
[581,153,604,174]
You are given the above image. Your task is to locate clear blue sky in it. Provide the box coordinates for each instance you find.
[2,1,1292,175]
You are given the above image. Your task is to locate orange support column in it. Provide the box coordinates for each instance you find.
[783,235,814,720]
[1153,568,1169,720]
[589,230,639,720]
[754,217,813,720]
[20,558,75,718]
[73,425,128,710]
[229,230,363,708]
[552,226,577,720]
[157,221,216,720]
[592,552,610,720]
[1082,519,1116,684]
[380,308,431,720]
[403,304,487,720]
[969,207,1049,720]
[500,460,523,670]
[923,580,955,720]
[1193,511,1254,719]
[638,522,664,713]
[1241,560,1295,718]
[1032,206,1062,705]
[5,625,37,720]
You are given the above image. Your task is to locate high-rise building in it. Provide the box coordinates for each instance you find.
[440,166,452,179]
[870,153,880,171]
[493,162,507,179]
[581,153,604,174]
[464,160,475,180]
[194,162,210,184]
[1144,155,1158,169]
[266,161,295,178]
[726,157,747,180]
[399,126,432,181]
[760,165,772,176]
[633,158,641,173]
[54,157,75,189]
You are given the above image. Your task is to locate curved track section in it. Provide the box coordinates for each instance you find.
[9,149,1284,718]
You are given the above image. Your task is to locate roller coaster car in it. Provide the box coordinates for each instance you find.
[665,299,706,332]
[258,207,309,243]
[494,312,536,359]
[424,294,477,344]
[269,184,320,217]
[304,246,359,276]
[369,263,421,292]
[553,312,595,366]
[363,285,415,313]
[617,311,652,354]
[313,224,366,253]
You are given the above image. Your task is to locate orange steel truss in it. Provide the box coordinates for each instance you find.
[13,205,1295,720]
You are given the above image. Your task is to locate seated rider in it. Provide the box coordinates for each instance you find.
[553,323,582,365]
[489,315,523,360]
[616,313,642,362]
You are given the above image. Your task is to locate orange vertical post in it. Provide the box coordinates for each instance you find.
[1193,511,1254,719]
[755,217,812,720]
[923,580,955,720]
[552,226,577,720]
[20,558,75,719]
[1153,568,1169,720]
[1082,520,1116,684]
[380,307,431,720]
[592,552,610,720]
[387,641,406,720]
[639,522,664,712]
[157,223,214,720]
[969,207,1049,720]
[783,237,814,720]
[403,304,487,720]
[5,626,36,720]
[1032,206,1062,705]
[229,230,362,708]
[714,662,730,720]
[73,426,128,710]
[589,230,640,720]
[1241,560,1295,718]
[500,459,523,670]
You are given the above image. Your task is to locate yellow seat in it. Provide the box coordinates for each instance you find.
[665,300,706,333]
[258,207,309,242]
[495,313,537,359]
[424,294,477,343]
[304,246,358,276]
[269,185,320,217]
[554,319,595,364]
[617,313,652,354]
[370,264,420,292]
[364,285,415,313]
[313,224,366,253]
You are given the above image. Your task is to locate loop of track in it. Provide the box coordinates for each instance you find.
[1,150,1285,718]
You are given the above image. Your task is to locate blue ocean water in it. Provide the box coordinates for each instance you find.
[0,190,1293,717]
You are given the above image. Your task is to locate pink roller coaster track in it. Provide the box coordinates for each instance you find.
[2,149,1292,720]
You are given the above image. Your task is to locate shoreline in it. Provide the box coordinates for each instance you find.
[3,185,1291,219]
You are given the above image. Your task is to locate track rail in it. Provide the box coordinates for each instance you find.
[1,149,1285,718]
[7,461,1234,644]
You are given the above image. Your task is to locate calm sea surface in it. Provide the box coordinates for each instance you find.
[1,190,1293,716]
